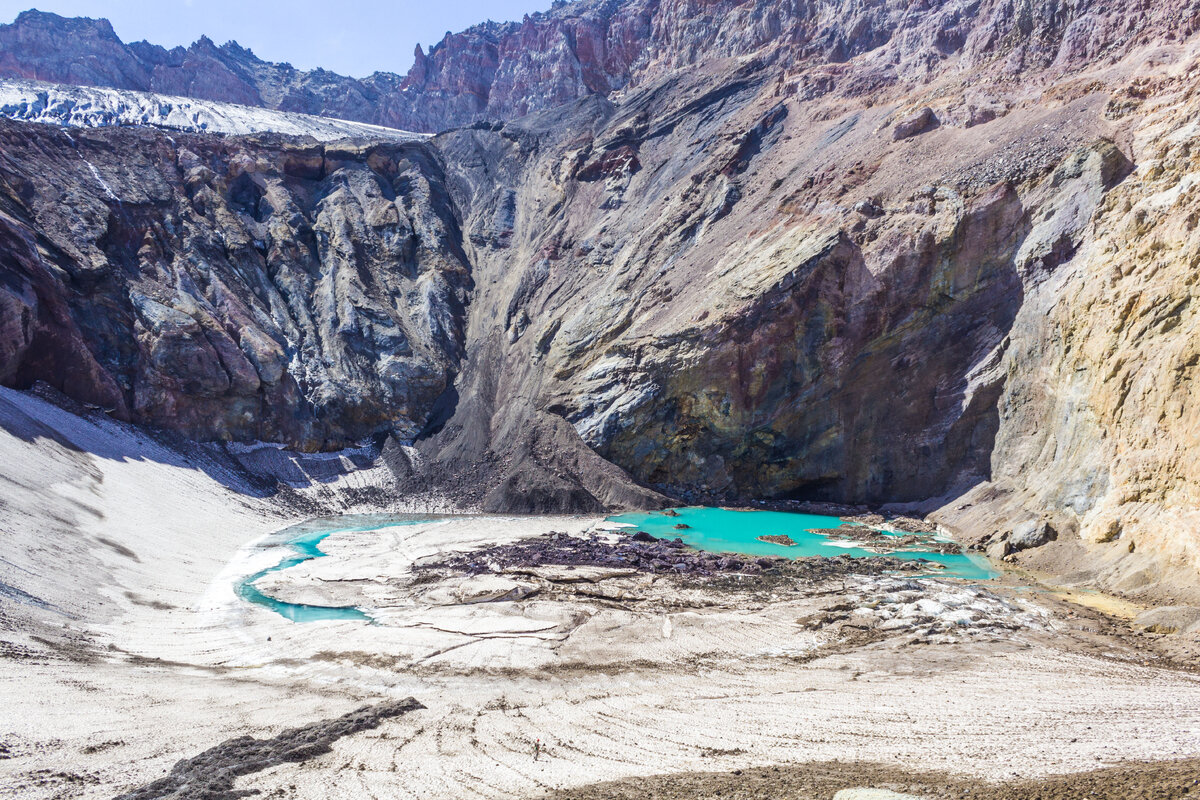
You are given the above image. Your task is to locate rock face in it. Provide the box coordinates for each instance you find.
[0,124,469,448]
[0,12,395,125]
[5,0,1200,133]
[2,0,1200,593]
[932,76,1200,595]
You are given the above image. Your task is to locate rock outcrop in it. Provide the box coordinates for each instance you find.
[892,107,937,141]
[0,124,470,449]
[931,76,1200,597]
[0,11,396,124]
[5,0,1200,133]
[2,0,1200,595]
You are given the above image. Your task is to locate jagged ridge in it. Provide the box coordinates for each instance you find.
[4,1,1200,133]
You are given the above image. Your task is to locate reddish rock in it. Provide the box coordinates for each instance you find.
[575,144,641,182]
[5,0,1193,133]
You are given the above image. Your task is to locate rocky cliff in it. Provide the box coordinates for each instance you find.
[6,1,1200,133]
[931,73,1200,597]
[0,124,470,448]
[0,11,402,125]
[2,0,1200,597]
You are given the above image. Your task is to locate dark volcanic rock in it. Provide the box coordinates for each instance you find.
[0,122,471,449]
[420,530,929,582]
[115,698,423,800]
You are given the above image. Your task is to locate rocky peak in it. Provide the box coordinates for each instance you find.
[2,0,1198,133]
[0,9,149,89]
[12,8,119,39]
[406,44,430,88]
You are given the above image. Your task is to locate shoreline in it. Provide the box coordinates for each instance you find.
[3,387,1200,799]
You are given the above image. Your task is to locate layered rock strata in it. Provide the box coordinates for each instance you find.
[1,0,1200,595]
[0,124,470,448]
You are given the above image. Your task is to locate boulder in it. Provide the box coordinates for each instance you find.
[986,538,1010,560]
[892,106,937,140]
[966,99,1007,127]
[854,199,884,218]
[1008,519,1057,552]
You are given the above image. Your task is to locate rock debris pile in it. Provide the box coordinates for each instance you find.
[418,530,934,582]
[799,577,1050,644]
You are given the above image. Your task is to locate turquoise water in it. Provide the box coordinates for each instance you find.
[239,508,994,623]
[236,517,429,623]
[608,507,997,580]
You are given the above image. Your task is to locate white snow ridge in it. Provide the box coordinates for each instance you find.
[0,78,427,141]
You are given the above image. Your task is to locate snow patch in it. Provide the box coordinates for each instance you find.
[0,78,427,142]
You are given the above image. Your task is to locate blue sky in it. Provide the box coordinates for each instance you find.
[0,1,550,77]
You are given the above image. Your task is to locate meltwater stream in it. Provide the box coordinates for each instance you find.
[235,516,430,623]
